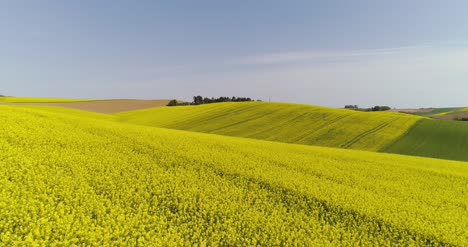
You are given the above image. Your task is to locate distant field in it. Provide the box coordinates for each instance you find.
[408,107,463,117]
[0,105,466,245]
[116,102,421,151]
[434,108,468,116]
[0,97,93,103]
[391,107,468,121]
[383,119,468,161]
[1,99,170,113]
[432,108,468,120]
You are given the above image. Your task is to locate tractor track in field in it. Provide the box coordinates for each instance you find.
[340,119,399,149]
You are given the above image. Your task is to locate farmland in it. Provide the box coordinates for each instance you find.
[0,105,466,245]
[396,107,468,120]
[433,108,468,117]
[116,102,421,151]
[417,108,462,117]
[432,108,468,121]
[116,102,468,162]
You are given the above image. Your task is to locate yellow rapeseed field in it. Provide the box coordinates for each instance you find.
[0,105,466,246]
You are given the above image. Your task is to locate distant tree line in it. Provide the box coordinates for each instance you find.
[167,96,259,106]
[192,96,256,105]
[369,106,392,111]
[166,100,190,107]
[344,105,391,112]
[344,105,359,110]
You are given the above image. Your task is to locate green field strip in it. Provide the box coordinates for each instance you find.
[382,118,468,162]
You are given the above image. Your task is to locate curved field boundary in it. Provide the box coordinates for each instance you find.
[383,118,468,162]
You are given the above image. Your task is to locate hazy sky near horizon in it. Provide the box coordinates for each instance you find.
[1,0,468,108]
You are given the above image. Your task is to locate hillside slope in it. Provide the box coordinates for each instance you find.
[116,102,421,151]
[383,119,468,162]
[0,105,466,245]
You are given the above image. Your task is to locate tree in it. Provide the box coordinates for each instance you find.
[193,96,204,105]
[203,97,214,104]
[380,106,391,111]
[344,105,359,110]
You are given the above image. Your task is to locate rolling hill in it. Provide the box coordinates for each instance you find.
[117,102,468,162]
[0,105,466,245]
[116,102,421,151]
[14,101,468,162]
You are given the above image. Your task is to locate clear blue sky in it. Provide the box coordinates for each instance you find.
[1,0,468,108]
